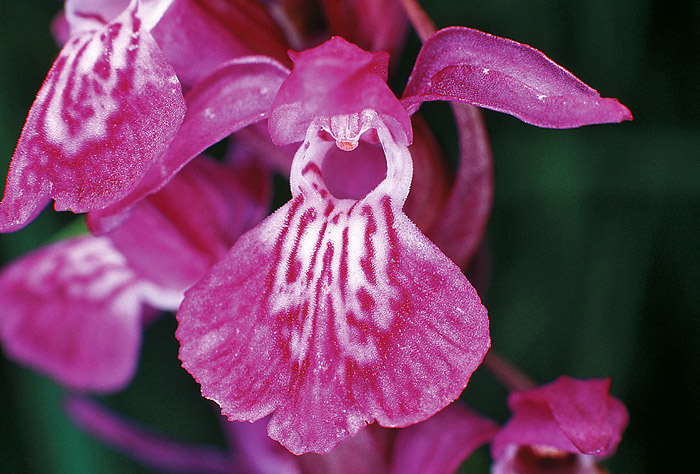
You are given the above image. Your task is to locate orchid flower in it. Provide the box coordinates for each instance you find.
[173,30,630,454]
[0,155,270,392]
[1,0,631,460]
[491,376,629,474]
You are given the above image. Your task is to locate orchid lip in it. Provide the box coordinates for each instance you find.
[176,106,490,454]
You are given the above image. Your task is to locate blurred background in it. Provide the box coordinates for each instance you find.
[1,0,698,472]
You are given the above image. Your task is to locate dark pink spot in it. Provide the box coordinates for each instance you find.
[359,206,377,284]
[286,259,301,283]
[356,287,376,314]
[301,162,322,178]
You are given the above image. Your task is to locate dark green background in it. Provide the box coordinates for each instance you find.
[1,0,697,472]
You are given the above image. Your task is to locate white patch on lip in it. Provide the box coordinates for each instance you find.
[275,115,414,366]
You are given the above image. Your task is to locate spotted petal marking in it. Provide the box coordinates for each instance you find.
[0,0,185,232]
[177,115,490,454]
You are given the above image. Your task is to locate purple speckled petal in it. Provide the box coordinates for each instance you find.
[0,237,181,392]
[390,402,499,474]
[0,0,185,232]
[402,27,632,128]
[177,118,489,455]
[87,56,288,234]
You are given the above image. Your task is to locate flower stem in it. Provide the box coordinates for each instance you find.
[483,351,537,393]
[399,0,437,42]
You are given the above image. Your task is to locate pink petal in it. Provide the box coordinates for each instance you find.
[295,424,393,474]
[402,27,632,128]
[491,376,629,459]
[87,56,289,233]
[107,155,271,292]
[425,104,493,269]
[390,402,499,474]
[0,237,181,392]
[0,1,185,232]
[269,37,412,145]
[152,0,290,88]
[177,123,489,454]
[536,376,628,456]
[225,418,304,474]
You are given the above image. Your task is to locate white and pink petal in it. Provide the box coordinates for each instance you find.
[0,0,185,232]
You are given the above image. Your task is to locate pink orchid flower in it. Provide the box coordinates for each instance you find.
[1,0,631,458]
[491,376,629,474]
[173,33,629,454]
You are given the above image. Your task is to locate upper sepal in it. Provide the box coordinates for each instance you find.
[269,37,412,146]
[402,27,632,128]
